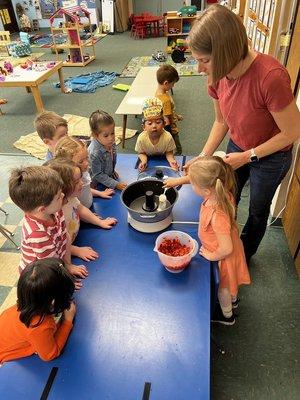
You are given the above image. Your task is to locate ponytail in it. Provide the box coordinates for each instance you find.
[215,177,236,226]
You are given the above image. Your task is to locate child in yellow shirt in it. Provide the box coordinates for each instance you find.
[155,65,183,154]
[135,98,179,172]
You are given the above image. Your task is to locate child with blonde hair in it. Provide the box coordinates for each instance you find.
[189,156,250,325]
[88,110,127,190]
[54,136,114,208]
[135,98,179,172]
[34,111,68,161]
[46,158,117,261]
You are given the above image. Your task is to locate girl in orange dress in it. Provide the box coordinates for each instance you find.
[189,156,250,325]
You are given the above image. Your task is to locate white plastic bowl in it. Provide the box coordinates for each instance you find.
[154,230,199,273]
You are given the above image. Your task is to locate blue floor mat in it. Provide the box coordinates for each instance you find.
[55,71,118,93]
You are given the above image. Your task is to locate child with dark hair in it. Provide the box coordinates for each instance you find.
[88,110,127,190]
[0,258,76,363]
[155,64,183,154]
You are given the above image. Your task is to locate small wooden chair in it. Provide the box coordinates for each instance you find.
[0,31,11,56]
[0,207,19,249]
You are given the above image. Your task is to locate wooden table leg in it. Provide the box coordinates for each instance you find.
[30,86,44,113]
[122,114,127,148]
[58,66,65,93]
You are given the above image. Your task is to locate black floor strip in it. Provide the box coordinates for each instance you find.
[40,367,58,400]
[142,382,151,400]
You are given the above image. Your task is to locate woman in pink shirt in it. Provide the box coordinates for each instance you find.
[186,5,300,263]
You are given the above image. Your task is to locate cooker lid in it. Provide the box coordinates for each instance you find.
[138,166,181,181]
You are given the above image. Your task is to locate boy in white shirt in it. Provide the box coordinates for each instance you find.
[135,98,179,172]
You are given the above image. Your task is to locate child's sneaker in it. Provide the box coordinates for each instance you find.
[211,304,236,326]
[232,297,240,309]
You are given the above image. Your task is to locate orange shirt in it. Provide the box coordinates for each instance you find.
[0,305,73,364]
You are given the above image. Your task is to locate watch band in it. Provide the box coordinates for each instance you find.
[250,148,258,162]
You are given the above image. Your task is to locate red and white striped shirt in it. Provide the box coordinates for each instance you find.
[20,210,68,271]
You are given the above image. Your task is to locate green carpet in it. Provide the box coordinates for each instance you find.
[120,55,201,77]
[0,31,299,400]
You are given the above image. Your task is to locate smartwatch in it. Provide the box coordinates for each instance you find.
[250,148,259,162]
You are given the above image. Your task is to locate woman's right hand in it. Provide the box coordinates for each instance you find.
[63,301,76,322]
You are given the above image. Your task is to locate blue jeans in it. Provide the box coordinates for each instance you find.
[227,139,292,260]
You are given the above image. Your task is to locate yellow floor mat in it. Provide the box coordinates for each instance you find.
[13,113,137,159]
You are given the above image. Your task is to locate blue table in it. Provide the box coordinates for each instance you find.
[0,155,210,400]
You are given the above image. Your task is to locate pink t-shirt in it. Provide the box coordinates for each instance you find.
[208,53,294,151]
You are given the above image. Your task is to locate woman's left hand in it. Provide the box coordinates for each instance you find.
[223,152,249,170]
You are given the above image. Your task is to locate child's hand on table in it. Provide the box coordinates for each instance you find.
[76,246,99,261]
[177,114,183,121]
[99,217,118,229]
[63,301,76,322]
[94,188,115,199]
[116,182,127,190]
[138,162,147,172]
[68,263,88,279]
[170,160,179,170]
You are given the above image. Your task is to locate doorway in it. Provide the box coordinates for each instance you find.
[0,0,19,32]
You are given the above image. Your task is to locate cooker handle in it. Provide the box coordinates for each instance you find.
[139,214,157,219]
[191,239,199,257]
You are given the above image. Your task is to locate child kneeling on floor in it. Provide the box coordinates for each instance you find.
[9,166,87,289]
[135,98,179,172]
[46,158,117,261]
[88,110,127,190]
[0,258,76,363]
[54,136,114,209]
[189,156,251,325]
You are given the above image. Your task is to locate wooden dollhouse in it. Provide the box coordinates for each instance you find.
[50,6,96,67]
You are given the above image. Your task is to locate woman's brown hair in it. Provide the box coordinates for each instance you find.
[188,4,248,85]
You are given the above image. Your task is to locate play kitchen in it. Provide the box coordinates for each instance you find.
[121,165,199,273]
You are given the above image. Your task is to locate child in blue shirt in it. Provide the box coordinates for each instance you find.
[88,110,127,190]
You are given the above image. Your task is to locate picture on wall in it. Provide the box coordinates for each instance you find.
[40,0,63,18]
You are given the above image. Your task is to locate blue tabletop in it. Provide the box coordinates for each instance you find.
[0,155,210,400]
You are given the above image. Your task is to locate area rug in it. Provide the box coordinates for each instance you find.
[120,55,200,78]
[13,114,137,159]
[31,33,107,48]
[55,71,118,93]
[0,52,44,68]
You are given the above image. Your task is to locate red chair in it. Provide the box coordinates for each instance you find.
[131,16,146,39]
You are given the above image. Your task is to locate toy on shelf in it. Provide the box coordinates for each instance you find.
[50,6,96,67]
[165,11,196,53]
[177,5,197,17]
[169,27,180,34]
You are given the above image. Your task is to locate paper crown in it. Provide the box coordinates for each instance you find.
[142,98,163,119]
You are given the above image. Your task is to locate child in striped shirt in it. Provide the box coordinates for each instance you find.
[9,166,87,289]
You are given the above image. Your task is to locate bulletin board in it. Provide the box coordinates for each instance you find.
[40,0,63,19]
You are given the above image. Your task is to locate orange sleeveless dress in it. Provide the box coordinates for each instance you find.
[199,199,251,297]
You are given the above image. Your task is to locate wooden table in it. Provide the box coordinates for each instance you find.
[115,66,159,148]
[0,61,65,113]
